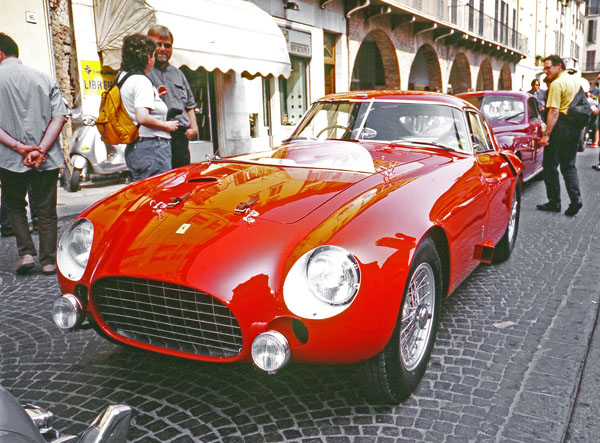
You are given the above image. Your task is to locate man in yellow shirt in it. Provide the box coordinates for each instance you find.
[537,55,583,217]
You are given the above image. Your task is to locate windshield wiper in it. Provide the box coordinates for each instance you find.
[282,136,308,143]
[393,139,454,151]
[497,111,523,122]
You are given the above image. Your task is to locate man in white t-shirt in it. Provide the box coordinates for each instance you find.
[118,34,178,181]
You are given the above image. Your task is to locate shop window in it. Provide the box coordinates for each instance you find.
[279,57,308,126]
[180,67,212,141]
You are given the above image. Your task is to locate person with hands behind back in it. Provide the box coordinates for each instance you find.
[118,34,179,182]
[0,32,67,275]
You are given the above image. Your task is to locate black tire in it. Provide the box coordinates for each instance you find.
[493,183,520,263]
[69,168,82,192]
[361,236,443,403]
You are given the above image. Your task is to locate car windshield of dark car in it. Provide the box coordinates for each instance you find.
[291,100,471,152]
[478,96,525,123]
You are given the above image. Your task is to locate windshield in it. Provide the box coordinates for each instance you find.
[464,95,525,124]
[291,100,471,152]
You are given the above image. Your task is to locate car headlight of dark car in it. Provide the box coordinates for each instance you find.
[57,218,94,281]
[284,245,360,319]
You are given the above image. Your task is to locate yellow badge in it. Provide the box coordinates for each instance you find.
[176,224,191,234]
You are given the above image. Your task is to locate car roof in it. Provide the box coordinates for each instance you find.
[318,90,478,110]
[456,90,532,100]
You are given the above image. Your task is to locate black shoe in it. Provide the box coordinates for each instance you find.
[1,227,15,237]
[16,254,35,275]
[536,202,561,213]
[564,202,583,217]
[592,164,600,171]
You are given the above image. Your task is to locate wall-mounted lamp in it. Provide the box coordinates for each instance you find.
[284,1,299,10]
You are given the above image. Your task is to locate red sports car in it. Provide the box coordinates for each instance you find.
[457,90,544,181]
[52,91,523,403]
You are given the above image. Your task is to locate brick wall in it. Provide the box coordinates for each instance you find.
[49,0,79,109]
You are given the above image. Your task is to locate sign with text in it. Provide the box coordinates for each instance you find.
[81,60,116,95]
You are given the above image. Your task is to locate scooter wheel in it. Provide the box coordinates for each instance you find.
[69,168,82,192]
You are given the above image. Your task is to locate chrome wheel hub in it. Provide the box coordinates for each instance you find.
[507,192,518,242]
[400,262,435,371]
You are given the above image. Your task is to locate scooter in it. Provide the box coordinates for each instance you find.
[66,114,130,192]
[0,384,131,442]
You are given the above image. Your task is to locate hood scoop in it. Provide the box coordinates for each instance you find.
[188,177,219,183]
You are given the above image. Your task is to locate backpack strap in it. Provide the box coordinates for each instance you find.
[115,71,145,89]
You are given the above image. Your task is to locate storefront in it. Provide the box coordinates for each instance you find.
[71,0,291,158]
[70,0,348,158]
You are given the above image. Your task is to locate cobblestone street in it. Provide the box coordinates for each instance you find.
[1,150,600,442]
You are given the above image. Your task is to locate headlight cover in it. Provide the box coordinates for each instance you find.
[283,245,360,319]
[306,246,360,305]
[57,218,94,281]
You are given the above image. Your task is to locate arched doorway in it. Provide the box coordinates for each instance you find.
[408,44,442,91]
[351,30,399,90]
[498,63,512,90]
[476,59,494,90]
[448,53,471,94]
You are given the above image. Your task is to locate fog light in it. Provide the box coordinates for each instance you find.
[52,294,84,329]
[251,330,290,373]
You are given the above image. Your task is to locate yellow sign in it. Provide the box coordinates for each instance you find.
[81,60,116,95]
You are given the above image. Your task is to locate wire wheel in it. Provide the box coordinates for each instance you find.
[400,262,436,371]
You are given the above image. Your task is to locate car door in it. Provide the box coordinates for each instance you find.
[526,96,544,171]
[466,110,514,244]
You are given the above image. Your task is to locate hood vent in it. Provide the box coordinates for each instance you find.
[188,177,219,183]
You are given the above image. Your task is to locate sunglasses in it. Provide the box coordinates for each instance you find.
[156,42,172,49]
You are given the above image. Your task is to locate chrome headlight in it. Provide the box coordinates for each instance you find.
[306,246,360,305]
[52,294,84,329]
[283,245,361,320]
[57,218,94,281]
[251,330,290,373]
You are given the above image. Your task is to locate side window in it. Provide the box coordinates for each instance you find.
[451,108,472,152]
[528,97,540,120]
[467,112,494,153]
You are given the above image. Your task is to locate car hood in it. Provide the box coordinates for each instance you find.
[135,161,373,224]
[487,120,525,134]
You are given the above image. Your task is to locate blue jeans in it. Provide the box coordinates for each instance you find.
[125,137,172,182]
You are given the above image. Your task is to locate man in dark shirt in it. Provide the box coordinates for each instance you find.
[528,78,547,113]
[147,25,198,168]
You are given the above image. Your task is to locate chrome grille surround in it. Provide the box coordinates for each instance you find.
[92,277,243,358]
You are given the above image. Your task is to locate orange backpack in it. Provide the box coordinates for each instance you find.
[96,72,141,145]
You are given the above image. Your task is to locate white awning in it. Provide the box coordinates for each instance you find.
[94,0,291,78]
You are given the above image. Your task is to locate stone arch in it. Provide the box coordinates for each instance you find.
[476,59,494,90]
[351,30,400,90]
[448,53,471,94]
[408,44,442,91]
[497,63,512,90]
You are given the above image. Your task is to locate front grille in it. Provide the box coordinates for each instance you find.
[92,277,243,357]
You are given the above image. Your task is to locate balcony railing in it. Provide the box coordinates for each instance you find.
[383,0,528,53]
